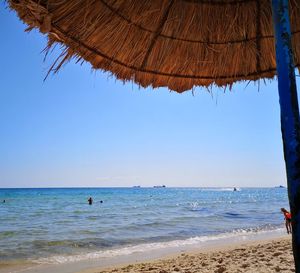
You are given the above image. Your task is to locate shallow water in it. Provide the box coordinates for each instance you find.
[0,187,289,264]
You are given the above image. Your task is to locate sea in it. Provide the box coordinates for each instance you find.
[0,187,289,266]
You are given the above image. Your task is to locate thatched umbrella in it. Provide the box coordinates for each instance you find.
[7,0,300,270]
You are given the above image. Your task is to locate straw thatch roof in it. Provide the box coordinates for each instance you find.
[8,0,300,92]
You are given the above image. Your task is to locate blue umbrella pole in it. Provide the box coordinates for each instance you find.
[271,0,300,271]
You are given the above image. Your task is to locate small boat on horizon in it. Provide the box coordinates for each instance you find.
[153,185,166,188]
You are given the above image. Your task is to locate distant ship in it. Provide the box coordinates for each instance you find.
[153,185,166,188]
[275,185,285,188]
[133,186,141,188]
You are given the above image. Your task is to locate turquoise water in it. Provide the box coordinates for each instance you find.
[0,187,289,264]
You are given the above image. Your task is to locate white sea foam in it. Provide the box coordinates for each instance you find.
[2,188,288,265]
[35,227,285,264]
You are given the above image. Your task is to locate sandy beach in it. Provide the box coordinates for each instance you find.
[0,234,293,273]
[78,237,293,273]
[0,188,292,273]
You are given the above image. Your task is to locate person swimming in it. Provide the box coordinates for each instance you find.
[281,208,292,234]
[88,197,93,205]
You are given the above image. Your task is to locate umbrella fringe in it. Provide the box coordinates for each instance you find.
[7,0,300,92]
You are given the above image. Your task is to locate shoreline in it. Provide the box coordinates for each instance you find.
[82,236,293,273]
[0,229,291,273]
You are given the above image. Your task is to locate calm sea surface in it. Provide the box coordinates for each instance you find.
[0,187,289,264]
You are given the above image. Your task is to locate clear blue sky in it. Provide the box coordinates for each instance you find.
[1,4,298,188]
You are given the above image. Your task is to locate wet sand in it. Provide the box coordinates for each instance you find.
[0,235,293,273]
[78,237,293,273]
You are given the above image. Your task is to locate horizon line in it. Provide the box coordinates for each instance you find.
[0,185,286,189]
